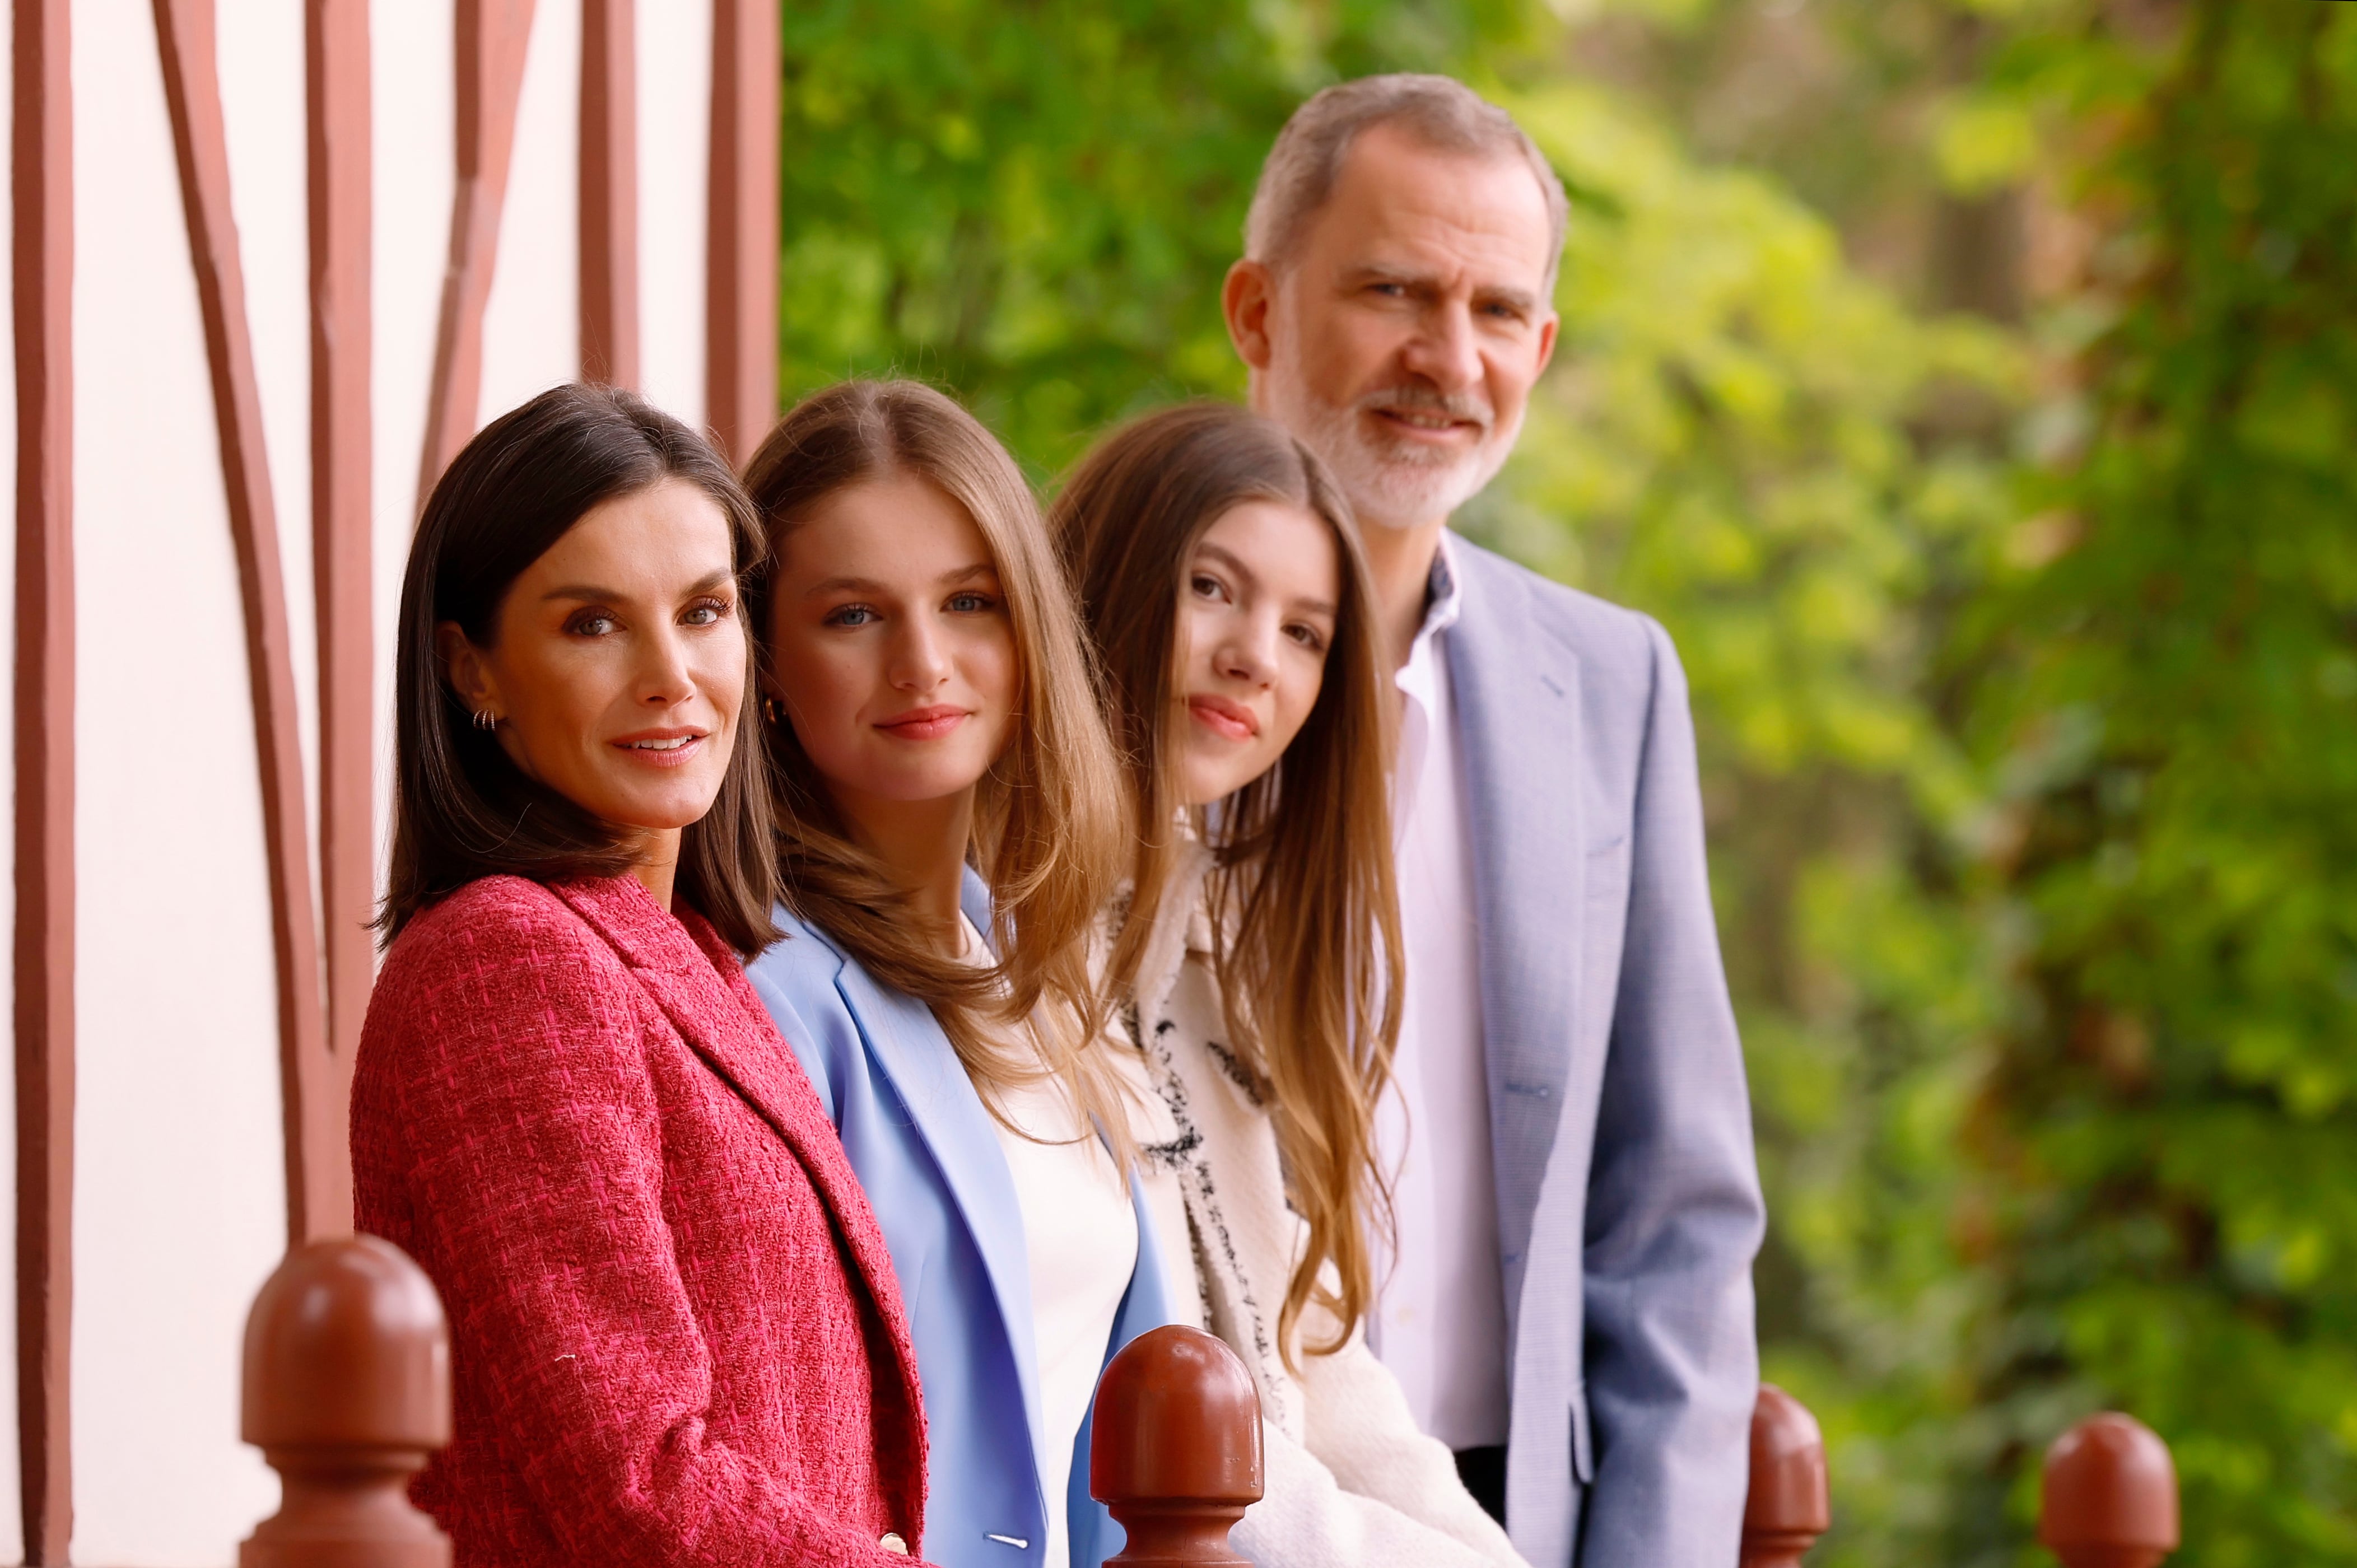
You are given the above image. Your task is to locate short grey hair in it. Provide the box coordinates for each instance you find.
[1244,74,1571,292]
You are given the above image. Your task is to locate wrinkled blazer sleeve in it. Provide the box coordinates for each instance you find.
[381,903,925,1568]
[1578,616,1765,1566]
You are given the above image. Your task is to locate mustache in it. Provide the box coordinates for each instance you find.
[1354,383,1495,430]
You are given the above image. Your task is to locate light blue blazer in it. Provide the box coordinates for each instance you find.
[744,874,1176,1568]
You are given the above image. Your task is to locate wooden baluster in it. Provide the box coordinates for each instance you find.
[1741,1384,1831,1567]
[1089,1325,1265,1566]
[2039,1413,2180,1568]
[240,1234,454,1567]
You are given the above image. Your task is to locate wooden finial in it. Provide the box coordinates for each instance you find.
[1089,1326,1265,1566]
[2039,1412,2180,1568]
[239,1234,453,1568]
[1741,1384,1831,1568]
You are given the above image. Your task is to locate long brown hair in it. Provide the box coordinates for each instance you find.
[743,380,1134,1137]
[383,382,777,951]
[1052,402,1402,1362]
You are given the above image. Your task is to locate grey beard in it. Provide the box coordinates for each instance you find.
[1270,381,1519,533]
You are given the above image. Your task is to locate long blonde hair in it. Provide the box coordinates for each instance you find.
[1052,402,1402,1363]
[744,380,1133,1138]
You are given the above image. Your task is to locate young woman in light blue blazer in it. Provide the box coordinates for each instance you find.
[737,381,1183,1568]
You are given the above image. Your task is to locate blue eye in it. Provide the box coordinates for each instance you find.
[569,611,619,636]
[826,605,877,628]
[947,592,993,613]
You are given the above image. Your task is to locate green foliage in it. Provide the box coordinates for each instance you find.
[1954,2,2357,1560]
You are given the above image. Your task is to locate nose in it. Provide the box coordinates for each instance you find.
[1398,300,1483,395]
[637,622,696,709]
[886,613,953,693]
[1214,611,1280,690]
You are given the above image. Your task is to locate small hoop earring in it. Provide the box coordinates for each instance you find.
[761,696,781,725]
[473,708,499,731]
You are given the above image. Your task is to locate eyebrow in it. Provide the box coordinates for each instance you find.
[1196,542,1338,618]
[541,568,734,603]
[801,562,998,599]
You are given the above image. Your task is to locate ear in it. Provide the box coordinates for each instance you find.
[435,621,501,721]
[1534,310,1560,379]
[1222,259,1276,372]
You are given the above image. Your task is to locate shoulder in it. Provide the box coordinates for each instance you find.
[1450,536,1672,683]
[376,876,616,999]
[361,878,647,1102]
[743,903,852,1005]
[742,906,865,1081]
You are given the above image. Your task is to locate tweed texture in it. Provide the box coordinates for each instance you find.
[352,874,931,1567]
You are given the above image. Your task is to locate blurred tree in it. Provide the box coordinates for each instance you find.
[1951,2,2357,1561]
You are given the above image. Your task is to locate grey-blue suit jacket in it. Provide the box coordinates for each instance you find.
[1445,538,1765,1566]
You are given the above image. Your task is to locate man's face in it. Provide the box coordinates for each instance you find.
[1233,123,1559,533]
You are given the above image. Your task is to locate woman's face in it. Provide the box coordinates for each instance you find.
[766,474,1018,815]
[438,477,744,839]
[1174,500,1341,808]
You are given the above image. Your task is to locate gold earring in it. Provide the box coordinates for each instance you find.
[762,696,782,725]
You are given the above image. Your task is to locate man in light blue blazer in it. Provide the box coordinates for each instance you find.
[1220,76,1767,1565]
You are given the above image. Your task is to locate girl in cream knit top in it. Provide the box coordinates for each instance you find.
[1125,840,1526,1568]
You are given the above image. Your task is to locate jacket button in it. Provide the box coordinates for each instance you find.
[880,1533,909,1555]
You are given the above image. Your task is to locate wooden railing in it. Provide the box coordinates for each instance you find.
[237,1235,450,1566]
[1744,1384,1830,1566]
[234,1237,2183,1566]
[1089,1326,1265,1565]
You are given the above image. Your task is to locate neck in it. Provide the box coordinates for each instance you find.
[831,786,976,955]
[630,828,683,912]
[1356,515,1449,672]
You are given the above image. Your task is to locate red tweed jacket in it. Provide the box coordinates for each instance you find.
[352,874,930,1567]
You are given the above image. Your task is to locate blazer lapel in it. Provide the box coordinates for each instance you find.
[554,880,927,1424]
[1445,547,1587,1350]
[826,941,1050,1465]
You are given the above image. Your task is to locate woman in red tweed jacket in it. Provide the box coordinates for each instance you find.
[353,384,930,1566]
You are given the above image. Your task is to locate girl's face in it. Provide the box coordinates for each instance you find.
[438,477,745,839]
[766,474,1018,816]
[1173,500,1341,808]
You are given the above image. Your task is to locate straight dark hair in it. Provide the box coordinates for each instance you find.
[381,382,779,952]
[1052,402,1401,1365]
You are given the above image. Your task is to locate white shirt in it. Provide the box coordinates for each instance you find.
[1370,538,1511,1451]
[962,920,1139,1568]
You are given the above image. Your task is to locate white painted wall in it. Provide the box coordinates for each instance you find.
[638,0,711,427]
[48,1,718,1559]
[71,0,291,1555]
